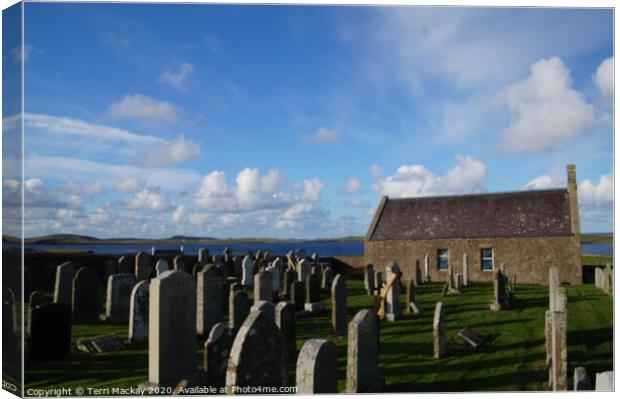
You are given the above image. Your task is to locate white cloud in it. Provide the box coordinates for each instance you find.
[158,62,194,92]
[497,57,595,153]
[107,94,180,124]
[369,164,384,178]
[523,174,563,190]
[579,174,613,204]
[339,178,363,194]
[172,206,187,223]
[299,178,324,201]
[301,127,342,145]
[375,155,486,198]
[23,113,167,146]
[137,134,200,168]
[593,57,613,100]
[346,198,371,208]
[60,179,104,196]
[115,177,146,192]
[124,187,171,211]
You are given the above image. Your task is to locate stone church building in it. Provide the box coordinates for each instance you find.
[364,165,582,285]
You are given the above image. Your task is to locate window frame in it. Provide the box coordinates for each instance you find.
[437,248,450,271]
[480,248,494,271]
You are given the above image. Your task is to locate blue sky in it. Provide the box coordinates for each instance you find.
[3,3,614,238]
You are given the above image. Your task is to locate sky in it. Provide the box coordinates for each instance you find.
[2,3,614,238]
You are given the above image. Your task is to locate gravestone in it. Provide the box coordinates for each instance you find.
[290,281,305,312]
[364,264,375,295]
[346,309,383,393]
[241,255,255,288]
[135,252,152,281]
[129,280,150,344]
[433,302,446,358]
[413,259,421,286]
[254,271,273,303]
[455,273,464,291]
[173,255,185,272]
[54,262,77,305]
[283,268,297,299]
[296,339,337,394]
[374,271,383,292]
[595,371,613,391]
[216,262,229,281]
[424,254,430,282]
[204,322,233,378]
[250,300,275,320]
[118,256,131,274]
[28,303,71,363]
[233,256,243,278]
[78,334,124,354]
[29,290,47,309]
[266,264,280,295]
[275,301,296,361]
[148,270,198,386]
[155,260,169,276]
[72,267,103,324]
[225,311,289,391]
[462,253,469,286]
[405,279,423,314]
[104,260,117,281]
[198,248,209,266]
[385,262,402,321]
[229,290,250,332]
[331,274,347,336]
[196,266,223,336]
[458,327,485,348]
[105,273,136,322]
[490,268,508,311]
[551,287,567,391]
[192,264,203,279]
[573,367,591,390]
[298,259,311,283]
[305,273,321,304]
[321,267,334,291]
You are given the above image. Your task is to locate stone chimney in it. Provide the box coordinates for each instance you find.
[567,164,581,237]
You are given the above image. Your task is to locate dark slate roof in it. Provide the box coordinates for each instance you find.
[368,189,573,241]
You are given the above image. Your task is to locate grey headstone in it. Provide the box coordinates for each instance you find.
[374,271,383,292]
[346,309,382,393]
[241,255,254,288]
[296,339,337,394]
[155,259,169,276]
[385,262,402,321]
[54,262,77,305]
[105,273,136,322]
[364,264,375,295]
[250,300,275,320]
[321,267,334,290]
[148,271,197,385]
[198,248,209,266]
[233,256,243,278]
[254,270,273,303]
[204,322,233,378]
[197,265,223,336]
[129,280,150,344]
[135,252,152,281]
[595,371,613,391]
[305,273,321,304]
[290,281,305,311]
[104,260,117,281]
[433,302,446,358]
[173,255,185,272]
[458,327,485,348]
[298,259,311,283]
[118,256,131,274]
[229,290,250,332]
[283,268,297,299]
[225,310,289,391]
[331,274,347,336]
[275,301,296,361]
[29,290,47,309]
[72,267,102,324]
[573,367,591,390]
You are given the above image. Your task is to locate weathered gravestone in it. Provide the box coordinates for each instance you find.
[298,259,311,283]
[129,280,150,344]
[104,260,117,282]
[462,253,469,286]
[148,271,199,386]
[331,274,347,336]
[385,262,402,321]
[305,273,321,304]
[250,300,275,320]
[405,279,423,314]
[229,290,250,332]
[241,255,254,288]
[374,271,383,292]
[232,256,243,278]
[225,310,289,391]
[173,255,185,272]
[424,254,430,282]
[254,271,273,303]
[275,301,296,361]
[72,267,103,323]
[296,339,337,394]
[216,262,229,281]
[573,367,591,391]
[490,267,508,311]
[77,334,125,354]
[282,268,297,299]
[550,286,568,391]
[346,309,383,393]
[290,281,305,312]
[28,303,71,363]
[413,260,421,286]
[105,273,136,322]
[135,252,152,281]
[29,290,47,309]
[155,260,169,276]
[54,262,77,305]
[321,267,334,290]
[198,248,209,266]
[364,264,375,295]
[204,322,233,378]
[433,302,446,359]
[266,263,280,296]
[458,327,485,348]
[197,266,223,336]
[118,256,131,274]
[192,263,203,279]
[595,371,614,391]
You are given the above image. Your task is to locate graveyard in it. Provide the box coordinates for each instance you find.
[17,250,613,393]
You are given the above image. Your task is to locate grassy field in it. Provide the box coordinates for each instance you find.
[23,279,612,393]
[582,254,613,266]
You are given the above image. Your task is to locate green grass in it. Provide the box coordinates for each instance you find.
[582,255,613,266]
[24,280,612,393]
[580,233,613,244]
